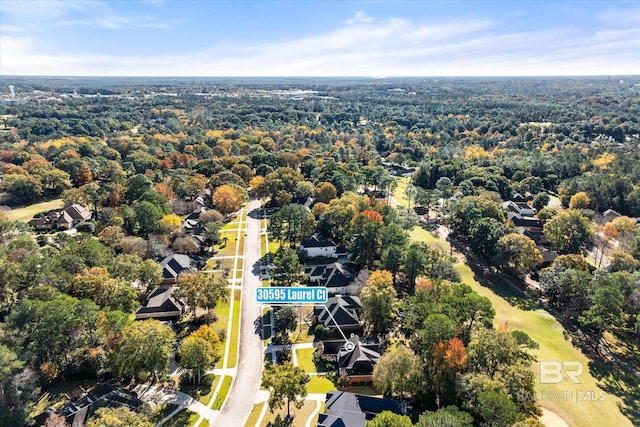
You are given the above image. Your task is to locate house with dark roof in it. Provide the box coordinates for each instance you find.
[300,235,338,259]
[337,336,380,385]
[135,286,186,321]
[28,204,92,232]
[507,212,541,228]
[305,260,358,295]
[503,200,536,217]
[317,391,408,427]
[602,209,622,223]
[313,296,362,332]
[316,336,380,386]
[159,254,196,284]
[33,384,143,427]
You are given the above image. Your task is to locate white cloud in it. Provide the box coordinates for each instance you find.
[0,0,177,32]
[1,10,638,76]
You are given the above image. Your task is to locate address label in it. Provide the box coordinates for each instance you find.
[256,287,328,304]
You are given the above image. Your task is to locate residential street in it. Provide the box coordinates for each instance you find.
[214,199,263,426]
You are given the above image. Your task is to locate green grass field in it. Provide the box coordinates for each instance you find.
[5,199,63,222]
[227,289,242,368]
[290,323,314,344]
[307,375,335,394]
[211,376,233,410]
[243,402,266,427]
[295,348,316,373]
[409,226,450,253]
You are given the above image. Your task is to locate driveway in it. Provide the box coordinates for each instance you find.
[214,199,263,426]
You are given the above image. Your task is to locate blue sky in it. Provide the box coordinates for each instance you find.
[1,0,638,76]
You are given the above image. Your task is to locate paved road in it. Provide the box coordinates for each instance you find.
[214,199,263,426]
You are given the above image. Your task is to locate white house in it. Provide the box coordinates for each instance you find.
[300,235,337,258]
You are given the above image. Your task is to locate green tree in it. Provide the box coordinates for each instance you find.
[543,210,594,254]
[133,201,163,237]
[176,272,229,320]
[112,320,175,380]
[0,344,24,407]
[403,242,428,291]
[314,181,338,203]
[261,362,309,419]
[2,174,43,202]
[271,248,304,287]
[268,204,316,246]
[274,306,297,334]
[416,406,474,427]
[579,271,624,348]
[467,329,537,379]
[495,234,543,276]
[6,291,99,376]
[368,411,413,427]
[360,270,397,334]
[476,390,524,427]
[373,344,423,399]
[87,407,152,427]
[178,336,218,384]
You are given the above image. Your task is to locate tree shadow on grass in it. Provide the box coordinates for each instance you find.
[161,407,193,427]
[467,259,543,312]
[266,414,293,427]
[587,357,640,425]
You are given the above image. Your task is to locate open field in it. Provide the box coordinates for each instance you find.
[5,199,63,222]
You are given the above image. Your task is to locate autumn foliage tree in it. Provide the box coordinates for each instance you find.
[360,270,397,334]
[213,184,243,216]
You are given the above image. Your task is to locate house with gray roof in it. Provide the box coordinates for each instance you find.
[317,391,408,427]
[159,254,196,284]
[135,286,185,321]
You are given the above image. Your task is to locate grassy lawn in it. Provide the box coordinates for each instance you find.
[151,404,180,424]
[211,375,233,410]
[197,375,222,405]
[307,375,335,394]
[244,402,266,427]
[290,323,314,344]
[187,412,209,427]
[216,232,240,256]
[5,199,63,222]
[212,297,231,369]
[393,177,411,205]
[409,226,450,253]
[260,400,318,427]
[295,348,316,373]
[207,257,235,272]
[227,289,242,368]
